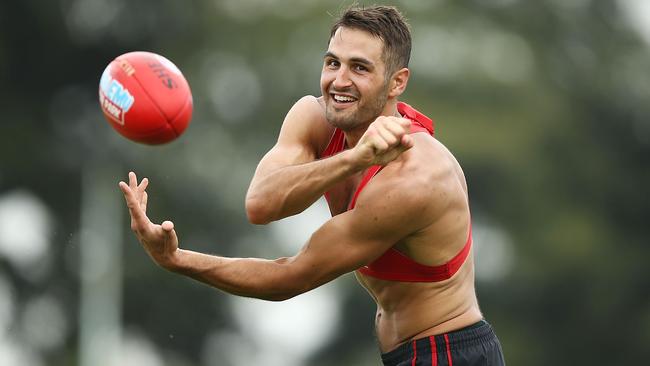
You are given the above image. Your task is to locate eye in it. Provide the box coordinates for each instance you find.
[325,59,340,68]
[354,64,368,72]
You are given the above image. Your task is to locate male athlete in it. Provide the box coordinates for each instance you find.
[120,5,505,365]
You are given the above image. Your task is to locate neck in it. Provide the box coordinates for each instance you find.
[344,99,400,148]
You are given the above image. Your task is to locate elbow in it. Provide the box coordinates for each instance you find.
[261,283,307,302]
[245,196,274,225]
[263,292,298,302]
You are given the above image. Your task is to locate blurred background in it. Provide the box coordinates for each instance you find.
[1,0,649,365]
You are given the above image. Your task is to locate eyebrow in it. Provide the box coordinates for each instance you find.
[324,51,374,67]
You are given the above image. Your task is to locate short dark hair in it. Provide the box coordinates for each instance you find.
[329,5,412,76]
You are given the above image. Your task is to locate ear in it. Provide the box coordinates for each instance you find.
[387,67,410,98]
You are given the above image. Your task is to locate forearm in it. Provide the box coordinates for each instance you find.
[246,149,362,224]
[166,249,305,301]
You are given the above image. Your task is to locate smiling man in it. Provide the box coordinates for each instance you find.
[120,5,505,365]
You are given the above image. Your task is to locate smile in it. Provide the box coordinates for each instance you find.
[331,93,358,106]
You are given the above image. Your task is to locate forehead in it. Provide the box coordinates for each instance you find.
[327,27,384,63]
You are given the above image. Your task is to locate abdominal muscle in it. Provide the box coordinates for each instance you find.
[355,255,483,353]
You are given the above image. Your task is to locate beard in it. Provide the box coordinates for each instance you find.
[324,84,389,131]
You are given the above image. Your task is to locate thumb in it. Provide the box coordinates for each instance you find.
[161,220,174,232]
[161,220,178,244]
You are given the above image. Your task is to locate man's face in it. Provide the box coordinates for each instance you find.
[320,27,391,131]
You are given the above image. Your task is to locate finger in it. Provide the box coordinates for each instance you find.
[140,191,148,214]
[372,136,389,152]
[375,123,399,147]
[363,124,389,153]
[136,177,149,205]
[400,134,414,150]
[119,180,139,226]
[138,177,149,192]
[398,117,411,132]
[118,180,131,198]
[119,180,150,228]
[387,117,410,134]
[383,120,409,143]
[129,171,138,189]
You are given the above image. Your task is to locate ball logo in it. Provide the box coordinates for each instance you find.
[99,68,135,125]
[148,60,177,89]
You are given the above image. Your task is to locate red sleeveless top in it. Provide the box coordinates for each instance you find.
[321,102,472,282]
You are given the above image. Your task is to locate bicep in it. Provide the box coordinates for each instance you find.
[254,141,315,178]
[287,180,428,291]
[253,95,330,176]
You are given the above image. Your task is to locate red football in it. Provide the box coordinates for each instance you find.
[99,51,193,145]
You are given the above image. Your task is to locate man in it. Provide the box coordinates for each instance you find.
[120,5,505,365]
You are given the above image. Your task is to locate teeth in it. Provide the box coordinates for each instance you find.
[333,94,356,102]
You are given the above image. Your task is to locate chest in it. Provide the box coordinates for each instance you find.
[325,173,365,216]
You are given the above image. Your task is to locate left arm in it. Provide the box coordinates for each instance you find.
[119,167,432,301]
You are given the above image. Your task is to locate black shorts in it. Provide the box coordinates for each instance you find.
[381,320,505,366]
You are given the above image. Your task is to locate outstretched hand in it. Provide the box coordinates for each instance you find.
[119,172,179,269]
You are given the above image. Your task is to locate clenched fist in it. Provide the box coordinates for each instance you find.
[351,116,413,168]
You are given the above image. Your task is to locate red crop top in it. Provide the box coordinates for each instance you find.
[321,102,472,282]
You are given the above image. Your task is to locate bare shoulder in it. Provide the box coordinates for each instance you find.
[355,134,468,231]
[410,134,468,193]
[280,95,333,154]
[290,95,325,116]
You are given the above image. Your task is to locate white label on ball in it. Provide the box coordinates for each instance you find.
[99,67,135,125]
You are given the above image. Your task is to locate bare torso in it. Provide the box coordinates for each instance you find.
[315,98,483,352]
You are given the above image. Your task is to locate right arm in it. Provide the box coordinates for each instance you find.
[245,95,360,224]
[245,95,414,224]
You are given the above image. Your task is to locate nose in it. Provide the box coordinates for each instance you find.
[332,65,352,90]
